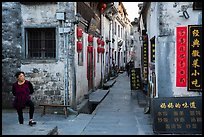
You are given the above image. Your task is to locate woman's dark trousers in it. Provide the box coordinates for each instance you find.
[16,100,34,124]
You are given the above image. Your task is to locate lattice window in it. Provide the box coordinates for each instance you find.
[25,28,56,59]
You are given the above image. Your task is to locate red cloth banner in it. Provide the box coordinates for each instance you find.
[176,26,187,87]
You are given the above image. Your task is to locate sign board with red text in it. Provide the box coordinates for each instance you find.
[176,26,187,87]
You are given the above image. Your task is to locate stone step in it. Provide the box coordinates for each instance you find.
[103,80,116,89]
[89,89,110,104]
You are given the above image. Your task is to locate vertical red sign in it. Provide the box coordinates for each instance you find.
[176,26,187,87]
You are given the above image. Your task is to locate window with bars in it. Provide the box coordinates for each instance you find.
[25,28,56,59]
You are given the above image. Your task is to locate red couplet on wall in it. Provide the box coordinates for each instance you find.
[176,26,187,87]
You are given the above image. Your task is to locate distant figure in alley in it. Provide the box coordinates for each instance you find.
[126,60,134,77]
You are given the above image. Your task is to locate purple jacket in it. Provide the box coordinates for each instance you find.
[12,80,34,110]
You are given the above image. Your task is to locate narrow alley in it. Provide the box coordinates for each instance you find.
[80,72,153,135]
[2,2,202,135]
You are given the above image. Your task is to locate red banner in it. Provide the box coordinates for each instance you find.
[176,26,187,87]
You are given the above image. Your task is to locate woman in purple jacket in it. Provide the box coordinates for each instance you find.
[12,71,36,126]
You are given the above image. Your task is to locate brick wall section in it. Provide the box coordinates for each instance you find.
[2,2,76,108]
[2,2,23,108]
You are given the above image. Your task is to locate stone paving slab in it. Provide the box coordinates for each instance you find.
[103,79,116,88]
[89,89,110,104]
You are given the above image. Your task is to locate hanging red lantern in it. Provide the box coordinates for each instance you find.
[88,34,93,43]
[77,27,83,38]
[101,40,105,46]
[101,7,104,13]
[87,46,93,53]
[103,3,106,9]
[100,3,106,13]
[77,41,83,52]
[97,47,101,53]
[97,38,101,45]
[101,48,105,54]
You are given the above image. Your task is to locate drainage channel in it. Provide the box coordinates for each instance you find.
[88,102,99,114]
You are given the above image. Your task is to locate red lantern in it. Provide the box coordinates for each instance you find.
[97,47,101,53]
[103,3,106,9]
[101,40,105,46]
[87,46,93,53]
[100,3,106,13]
[101,7,104,13]
[101,48,105,54]
[77,27,83,38]
[88,34,93,43]
[77,41,83,52]
[97,38,101,45]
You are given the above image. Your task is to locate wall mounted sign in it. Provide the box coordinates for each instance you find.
[150,36,155,63]
[130,68,141,90]
[176,26,187,87]
[142,34,148,82]
[188,25,202,91]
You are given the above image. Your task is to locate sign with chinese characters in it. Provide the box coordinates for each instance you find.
[142,34,148,82]
[150,36,155,63]
[130,68,141,90]
[152,96,202,134]
[188,25,202,91]
[176,26,187,87]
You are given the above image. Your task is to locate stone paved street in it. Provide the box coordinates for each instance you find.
[80,72,153,135]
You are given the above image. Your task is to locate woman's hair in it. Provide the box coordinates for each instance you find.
[15,71,25,78]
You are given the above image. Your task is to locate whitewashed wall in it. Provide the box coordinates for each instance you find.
[104,16,110,79]
[20,3,71,105]
[93,37,103,88]
[145,2,202,97]
[75,33,104,104]
[75,33,88,104]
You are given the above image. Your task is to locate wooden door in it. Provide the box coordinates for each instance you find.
[87,48,94,91]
